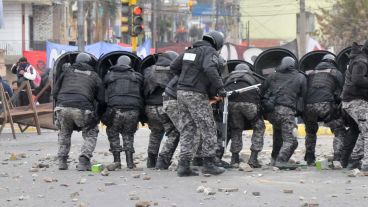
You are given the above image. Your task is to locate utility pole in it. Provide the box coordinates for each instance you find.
[247,21,250,48]
[214,0,219,30]
[299,0,307,57]
[77,0,85,51]
[152,0,157,52]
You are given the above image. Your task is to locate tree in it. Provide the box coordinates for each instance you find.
[316,0,368,52]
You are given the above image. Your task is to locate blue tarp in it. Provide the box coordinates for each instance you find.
[46,40,151,69]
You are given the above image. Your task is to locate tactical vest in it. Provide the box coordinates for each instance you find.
[307,69,337,91]
[225,71,257,87]
[341,56,368,101]
[58,68,99,104]
[106,71,143,100]
[152,65,174,88]
[178,46,205,87]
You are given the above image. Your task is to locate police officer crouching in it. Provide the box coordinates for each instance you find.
[156,75,180,169]
[262,57,307,169]
[143,51,180,168]
[303,54,345,166]
[101,55,143,169]
[171,31,227,176]
[225,64,265,168]
[54,53,104,171]
[341,41,368,172]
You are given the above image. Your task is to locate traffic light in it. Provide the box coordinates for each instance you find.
[121,0,130,34]
[188,0,193,11]
[131,6,143,36]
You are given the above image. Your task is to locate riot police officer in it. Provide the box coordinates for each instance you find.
[341,41,368,173]
[225,64,265,168]
[102,55,144,169]
[143,51,179,168]
[171,31,227,176]
[156,75,180,169]
[262,56,307,169]
[302,54,346,165]
[53,52,104,171]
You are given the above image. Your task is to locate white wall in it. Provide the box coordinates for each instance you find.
[0,1,32,55]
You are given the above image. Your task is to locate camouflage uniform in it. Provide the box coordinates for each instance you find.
[159,98,181,160]
[229,102,265,153]
[55,106,98,159]
[342,99,368,168]
[177,90,217,160]
[267,106,298,162]
[303,102,346,158]
[104,108,139,153]
[146,105,179,155]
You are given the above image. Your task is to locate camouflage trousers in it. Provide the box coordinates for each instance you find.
[145,105,179,155]
[342,99,368,168]
[229,102,265,153]
[103,108,139,153]
[177,90,217,161]
[267,106,298,162]
[159,99,181,160]
[303,102,346,157]
[55,107,99,159]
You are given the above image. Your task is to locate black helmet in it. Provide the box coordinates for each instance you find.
[203,31,224,51]
[116,55,131,66]
[234,63,251,72]
[321,54,335,62]
[75,52,93,66]
[276,56,296,71]
[162,51,179,61]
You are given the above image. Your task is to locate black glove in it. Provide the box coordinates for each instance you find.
[228,91,239,99]
[217,88,227,98]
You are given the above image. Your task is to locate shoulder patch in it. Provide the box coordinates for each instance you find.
[183,53,197,61]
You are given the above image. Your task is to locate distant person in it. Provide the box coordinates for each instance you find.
[11,81,18,92]
[10,57,38,106]
[0,76,13,97]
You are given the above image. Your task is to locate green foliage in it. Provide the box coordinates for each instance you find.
[316,0,368,51]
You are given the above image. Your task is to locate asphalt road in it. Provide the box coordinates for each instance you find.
[0,128,367,207]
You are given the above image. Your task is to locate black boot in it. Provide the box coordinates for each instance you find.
[177,160,199,177]
[147,153,157,168]
[113,152,122,169]
[230,153,240,167]
[156,156,171,170]
[275,156,297,170]
[333,153,341,162]
[202,157,225,175]
[340,150,350,168]
[58,156,68,170]
[347,159,361,170]
[248,151,262,168]
[214,157,232,169]
[77,156,91,171]
[125,151,135,169]
[304,151,316,166]
[192,157,203,166]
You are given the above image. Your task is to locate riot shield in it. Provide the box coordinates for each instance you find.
[254,48,298,77]
[53,51,98,85]
[97,51,142,78]
[226,59,254,73]
[140,54,159,74]
[299,50,336,73]
[336,47,351,76]
[52,51,98,124]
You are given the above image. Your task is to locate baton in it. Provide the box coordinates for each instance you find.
[222,84,262,149]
